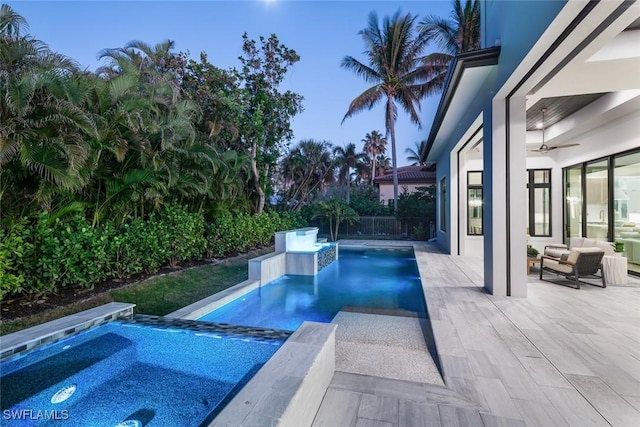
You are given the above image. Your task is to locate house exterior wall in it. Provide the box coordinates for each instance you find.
[432,1,569,296]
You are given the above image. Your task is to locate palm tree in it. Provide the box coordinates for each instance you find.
[354,153,372,185]
[342,11,436,212]
[1,5,95,212]
[280,139,335,210]
[376,154,391,177]
[405,140,427,165]
[333,142,365,205]
[311,198,359,242]
[417,0,481,92]
[362,130,386,185]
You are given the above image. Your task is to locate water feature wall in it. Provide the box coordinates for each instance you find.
[276,227,319,252]
[245,228,338,281]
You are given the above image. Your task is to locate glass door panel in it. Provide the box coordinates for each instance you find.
[614,151,640,274]
[585,160,609,241]
[565,166,583,242]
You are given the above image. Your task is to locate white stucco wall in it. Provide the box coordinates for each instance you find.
[378,182,434,205]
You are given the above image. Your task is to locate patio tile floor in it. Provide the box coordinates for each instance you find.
[313,242,640,426]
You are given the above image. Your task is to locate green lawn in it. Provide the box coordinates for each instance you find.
[0,246,272,336]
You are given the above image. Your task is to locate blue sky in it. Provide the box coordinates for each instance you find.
[8,0,452,166]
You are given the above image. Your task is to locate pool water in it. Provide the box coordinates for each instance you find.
[198,247,427,331]
[0,321,283,426]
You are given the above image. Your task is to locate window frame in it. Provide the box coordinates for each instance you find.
[527,169,552,237]
[440,177,447,232]
[467,171,483,236]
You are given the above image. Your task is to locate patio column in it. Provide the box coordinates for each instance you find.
[484,97,528,297]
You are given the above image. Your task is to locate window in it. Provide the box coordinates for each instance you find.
[467,171,483,235]
[440,177,447,232]
[562,149,640,276]
[527,169,551,237]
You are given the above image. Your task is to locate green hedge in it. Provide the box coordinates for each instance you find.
[206,211,306,257]
[0,207,305,302]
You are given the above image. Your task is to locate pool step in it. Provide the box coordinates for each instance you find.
[331,311,444,386]
[339,305,420,318]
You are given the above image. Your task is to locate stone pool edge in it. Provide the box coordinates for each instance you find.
[166,279,260,320]
[0,302,135,361]
[209,321,336,427]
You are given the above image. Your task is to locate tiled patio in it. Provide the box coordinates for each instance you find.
[313,243,640,426]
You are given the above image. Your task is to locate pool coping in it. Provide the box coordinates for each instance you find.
[209,321,336,427]
[166,279,260,320]
[0,302,135,361]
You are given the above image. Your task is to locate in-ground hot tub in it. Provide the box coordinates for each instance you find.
[1,316,288,426]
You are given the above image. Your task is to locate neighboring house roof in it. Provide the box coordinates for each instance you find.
[374,164,436,184]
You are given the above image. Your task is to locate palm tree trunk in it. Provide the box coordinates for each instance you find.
[371,156,377,186]
[387,98,399,213]
[250,141,265,214]
[346,175,351,204]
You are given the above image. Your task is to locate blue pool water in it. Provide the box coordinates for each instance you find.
[0,321,283,426]
[198,247,426,331]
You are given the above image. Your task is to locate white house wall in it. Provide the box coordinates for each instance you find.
[435,153,451,254]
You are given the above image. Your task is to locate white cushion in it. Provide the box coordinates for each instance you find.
[570,237,585,248]
[543,258,573,274]
[545,248,569,258]
[594,241,615,256]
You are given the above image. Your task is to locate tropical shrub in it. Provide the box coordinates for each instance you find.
[206,211,306,257]
[0,225,26,301]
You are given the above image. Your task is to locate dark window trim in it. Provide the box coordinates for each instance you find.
[467,171,483,236]
[527,169,552,237]
[440,177,447,232]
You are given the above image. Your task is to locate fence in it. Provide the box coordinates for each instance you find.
[310,216,435,240]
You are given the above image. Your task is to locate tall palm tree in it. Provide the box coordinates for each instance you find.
[417,0,481,96]
[405,140,427,166]
[362,130,386,185]
[417,1,481,165]
[333,142,364,205]
[342,11,436,211]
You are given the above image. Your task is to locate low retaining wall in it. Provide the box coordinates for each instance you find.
[209,321,336,427]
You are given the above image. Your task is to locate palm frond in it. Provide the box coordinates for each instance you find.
[342,85,384,123]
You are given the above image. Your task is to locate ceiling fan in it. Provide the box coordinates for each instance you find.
[529,108,580,153]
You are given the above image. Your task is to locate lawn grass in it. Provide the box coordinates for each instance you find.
[0,246,272,336]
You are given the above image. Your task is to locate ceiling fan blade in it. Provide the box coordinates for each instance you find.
[553,143,580,149]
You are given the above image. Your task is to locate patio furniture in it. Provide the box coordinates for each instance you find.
[544,237,615,259]
[539,247,606,289]
[527,256,540,275]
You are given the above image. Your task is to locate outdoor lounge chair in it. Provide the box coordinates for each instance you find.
[539,247,606,289]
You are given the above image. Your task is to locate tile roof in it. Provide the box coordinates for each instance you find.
[374,164,437,184]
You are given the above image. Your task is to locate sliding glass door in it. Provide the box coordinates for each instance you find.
[563,149,640,275]
[613,151,640,274]
[585,159,609,241]
[564,166,583,242]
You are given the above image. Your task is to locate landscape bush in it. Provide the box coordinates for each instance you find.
[0,207,304,302]
[206,210,306,257]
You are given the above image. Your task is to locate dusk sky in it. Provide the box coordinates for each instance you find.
[8,1,453,166]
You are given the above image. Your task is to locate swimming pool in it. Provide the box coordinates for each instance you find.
[198,246,427,331]
[0,319,285,426]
